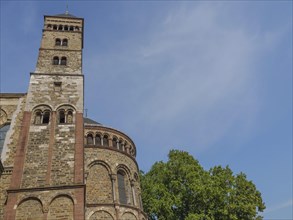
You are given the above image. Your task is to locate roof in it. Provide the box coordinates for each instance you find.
[54,13,77,18]
[84,117,101,125]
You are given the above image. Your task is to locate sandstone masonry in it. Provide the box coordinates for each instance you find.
[0,12,147,220]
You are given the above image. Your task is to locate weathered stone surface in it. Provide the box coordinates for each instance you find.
[0,12,147,220]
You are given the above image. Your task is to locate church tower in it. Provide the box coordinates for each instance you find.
[0,11,147,220]
[4,13,85,219]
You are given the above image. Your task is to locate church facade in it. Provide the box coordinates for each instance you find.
[0,12,147,220]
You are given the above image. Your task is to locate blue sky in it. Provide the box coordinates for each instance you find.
[0,1,292,219]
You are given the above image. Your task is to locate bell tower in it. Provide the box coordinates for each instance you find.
[35,13,84,74]
[5,12,85,219]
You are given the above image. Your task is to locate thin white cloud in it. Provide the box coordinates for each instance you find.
[265,199,293,214]
[86,2,287,151]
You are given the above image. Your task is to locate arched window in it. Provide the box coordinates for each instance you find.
[62,39,68,46]
[53,56,59,65]
[58,25,63,31]
[64,25,68,31]
[119,140,123,151]
[95,134,101,146]
[34,111,42,124]
[87,134,94,145]
[55,38,61,46]
[60,57,67,65]
[112,137,118,148]
[75,26,80,31]
[42,111,50,124]
[117,171,127,204]
[67,110,73,123]
[53,25,57,30]
[47,24,52,29]
[59,110,65,123]
[0,124,10,155]
[69,26,74,31]
[103,135,109,147]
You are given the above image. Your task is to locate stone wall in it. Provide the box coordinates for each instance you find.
[25,74,83,112]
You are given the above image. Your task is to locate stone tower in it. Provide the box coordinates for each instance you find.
[0,12,147,220]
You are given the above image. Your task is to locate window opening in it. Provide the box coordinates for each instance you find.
[112,138,118,148]
[53,25,57,30]
[42,111,50,124]
[69,26,74,31]
[87,134,94,145]
[118,172,127,204]
[34,111,42,124]
[59,110,65,123]
[103,135,109,146]
[0,124,10,155]
[55,38,61,46]
[95,134,101,146]
[64,25,68,31]
[53,56,59,65]
[58,25,63,31]
[67,111,73,123]
[60,57,67,65]
[62,39,68,46]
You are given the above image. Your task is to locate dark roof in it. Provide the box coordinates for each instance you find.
[54,13,77,18]
[84,117,101,125]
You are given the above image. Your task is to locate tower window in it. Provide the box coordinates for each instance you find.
[34,111,42,124]
[58,25,63,31]
[59,110,65,123]
[67,110,73,123]
[53,25,57,30]
[53,56,59,65]
[55,38,61,46]
[42,111,50,124]
[60,57,67,65]
[75,26,80,31]
[64,25,68,31]
[47,24,52,29]
[62,39,68,46]
[69,26,74,31]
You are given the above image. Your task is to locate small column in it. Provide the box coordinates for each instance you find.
[111,174,117,202]
[109,137,113,147]
[131,179,137,206]
[125,145,130,154]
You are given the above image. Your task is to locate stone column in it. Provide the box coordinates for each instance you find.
[131,179,137,206]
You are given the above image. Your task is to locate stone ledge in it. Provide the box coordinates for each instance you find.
[7,184,85,193]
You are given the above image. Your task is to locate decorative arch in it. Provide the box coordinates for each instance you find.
[86,162,113,204]
[32,104,52,125]
[115,164,131,178]
[121,212,137,220]
[55,103,76,111]
[87,160,112,174]
[89,210,114,220]
[56,104,76,124]
[16,197,43,219]
[48,195,74,220]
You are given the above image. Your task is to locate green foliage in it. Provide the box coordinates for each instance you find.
[140,150,265,220]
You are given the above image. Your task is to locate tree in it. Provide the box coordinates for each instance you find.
[140,150,265,220]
